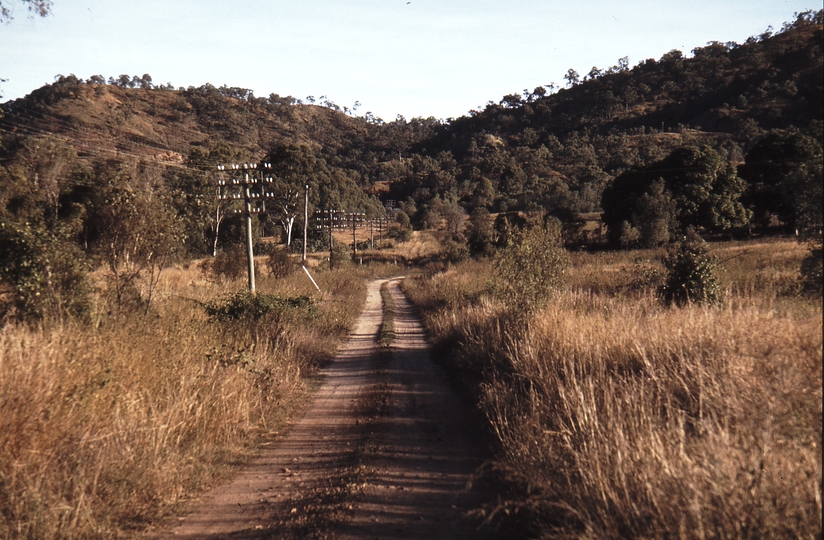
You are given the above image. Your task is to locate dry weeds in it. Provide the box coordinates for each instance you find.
[404,240,822,539]
[0,256,389,539]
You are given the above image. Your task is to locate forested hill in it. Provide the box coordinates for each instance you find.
[425,11,823,156]
[0,78,438,183]
[0,10,821,269]
[3,11,821,171]
[392,10,822,215]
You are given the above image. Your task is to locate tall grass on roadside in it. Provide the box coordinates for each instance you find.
[404,249,822,539]
[0,261,373,539]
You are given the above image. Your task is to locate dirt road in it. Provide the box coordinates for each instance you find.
[150,278,492,539]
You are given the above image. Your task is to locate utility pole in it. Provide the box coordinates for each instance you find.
[216,162,278,293]
[243,174,255,292]
[302,184,309,263]
[328,208,334,252]
[352,213,357,260]
[345,212,365,261]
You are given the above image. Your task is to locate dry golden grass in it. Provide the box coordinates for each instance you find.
[404,239,822,539]
[0,255,388,539]
[374,230,442,263]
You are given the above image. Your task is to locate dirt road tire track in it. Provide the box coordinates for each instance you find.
[148,278,493,539]
[339,278,494,539]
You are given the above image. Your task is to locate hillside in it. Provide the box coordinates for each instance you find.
[0,11,820,291]
[428,13,823,155]
[395,11,822,216]
[2,13,821,213]
[0,80,416,173]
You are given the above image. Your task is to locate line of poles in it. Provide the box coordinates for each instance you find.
[216,162,399,291]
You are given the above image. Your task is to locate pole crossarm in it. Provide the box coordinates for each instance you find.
[216,162,280,214]
[214,162,281,293]
[311,210,370,229]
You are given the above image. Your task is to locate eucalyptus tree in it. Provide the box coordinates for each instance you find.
[0,0,51,22]
[602,145,750,246]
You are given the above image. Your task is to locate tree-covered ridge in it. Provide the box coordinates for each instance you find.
[0,11,822,319]
[376,10,822,235]
[429,10,823,150]
[2,10,821,218]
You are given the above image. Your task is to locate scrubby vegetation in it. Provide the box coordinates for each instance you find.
[403,239,821,539]
[0,262,382,538]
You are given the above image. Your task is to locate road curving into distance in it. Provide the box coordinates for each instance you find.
[149,278,493,540]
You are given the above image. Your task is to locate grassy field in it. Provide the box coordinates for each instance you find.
[403,238,822,539]
[0,255,398,539]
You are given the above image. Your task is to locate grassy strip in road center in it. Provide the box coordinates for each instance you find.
[379,281,396,349]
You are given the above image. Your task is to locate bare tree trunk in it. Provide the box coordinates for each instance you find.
[144,252,167,316]
[212,205,225,257]
[283,216,295,246]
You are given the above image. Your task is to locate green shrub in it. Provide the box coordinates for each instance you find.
[494,219,570,312]
[0,220,91,321]
[660,232,723,306]
[253,240,276,256]
[395,211,411,228]
[387,224,412,243]
[205,246,246,282]
[203,291,313,321]
[288,222,328,254]
[619,220,641,249]
[329,242,352,270]
[467,207,495,257]
[441,238,470,264]
[267,248,295,279]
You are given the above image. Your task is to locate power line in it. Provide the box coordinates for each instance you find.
[0,116,205,173]
[0,114,190,160]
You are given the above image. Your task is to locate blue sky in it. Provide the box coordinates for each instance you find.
[0,0,816,121]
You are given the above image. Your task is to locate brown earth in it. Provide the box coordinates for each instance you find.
[147,278,494,539]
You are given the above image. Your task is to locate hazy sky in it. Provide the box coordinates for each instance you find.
[0,0,816,121]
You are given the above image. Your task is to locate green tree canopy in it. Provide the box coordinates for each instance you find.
[88,160,181,312]
[739,130,823,230]
[602,145,750,246]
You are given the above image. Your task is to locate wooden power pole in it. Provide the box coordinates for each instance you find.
[216,162,278,293]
